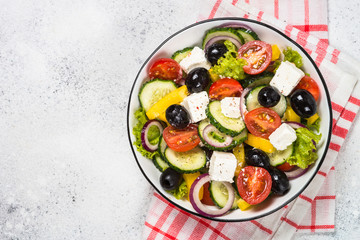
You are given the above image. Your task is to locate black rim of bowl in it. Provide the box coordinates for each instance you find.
[127,17,333,222]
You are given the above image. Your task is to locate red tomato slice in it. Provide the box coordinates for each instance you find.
[238,41,272,75]
[245,108,281,139]
[148,58,183,83]
[236,166,272,205]
[208,78,243,100]
[163,124,200,152]
[200,182,215,206]
[276,162,295,172]
[295,75,320,101]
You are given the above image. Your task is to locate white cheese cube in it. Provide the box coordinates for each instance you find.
[269,123,297,150]
[220,97,241,118]
[181,91,209,123]
[179,46,211,73]
[270,61,305,96]
[209,151,237,183]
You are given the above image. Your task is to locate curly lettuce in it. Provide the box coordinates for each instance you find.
[211,40,247,80]
[168,181,188,199]
[132,108,158,159]
[287,127,322,169]
[283,47,303,68]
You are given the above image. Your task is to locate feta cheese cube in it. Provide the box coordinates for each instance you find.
[181,91,209,123]
[220,97,241,118]
[209,151,237,183]
[269,123,297,150]
[179,47,211,73]
[270,61,305,96]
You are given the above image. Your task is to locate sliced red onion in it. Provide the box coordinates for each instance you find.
[218,23,253,31]
[285,121,307,129]
[240,87,251,120]
[204,36,242,52]
[285,167,309,180]
[189,173,234,217]
[203,125,233,148]
[141,120,164,152]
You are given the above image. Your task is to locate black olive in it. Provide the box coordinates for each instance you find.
[290,89,317,118]
[268,167,290,195]
[166,104,190,129]
[205,42,228,65]
[245,148,271,171]
[185,68,210,93]
[258,86,281,107]
[160,168,183,191]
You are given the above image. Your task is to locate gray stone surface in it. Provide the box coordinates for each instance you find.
[0,0,359,239]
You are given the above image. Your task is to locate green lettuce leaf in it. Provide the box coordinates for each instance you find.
[287,127,322,169]
[308,117,321,132]
[212,40,247,80]
[132,108,158,159]
[168,180,188,199]
[283,47,303,68]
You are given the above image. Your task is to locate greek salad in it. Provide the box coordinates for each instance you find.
[132,23,322,217]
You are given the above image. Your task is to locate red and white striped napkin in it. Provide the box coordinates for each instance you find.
[143,0,360,239]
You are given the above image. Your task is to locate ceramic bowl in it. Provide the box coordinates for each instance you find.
[127,18,332,222]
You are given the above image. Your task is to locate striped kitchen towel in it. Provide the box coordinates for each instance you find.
[143,0,360,239]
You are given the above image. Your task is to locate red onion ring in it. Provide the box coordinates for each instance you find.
[189,173,234,217]
[204,36,242,52]
[218,23,253,31]
[285,167,309,180]
[285,121,307,129]
[240,87,251,120]
[203,125,233,148]
[141,120,164,152]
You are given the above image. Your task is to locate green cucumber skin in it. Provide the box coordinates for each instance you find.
[269,144,294,167]
[153,155,169,172]
[209,181,240,210]
[198,119,247,151]
[164,147,206,173]
[237,28,260,42]
[241,72,274,88]
[138,79,177,112]
[206,101,245,137]
[202,28,245,49]
[171,47,194,63]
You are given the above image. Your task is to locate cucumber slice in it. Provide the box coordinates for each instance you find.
[164,147,206,173]
[202,28,245,49]
[171,47,194,63]
[153,155,169,172]
[236,28,260,42]
[268,144,294,166]
[198,119,247,151]
[139,79,177,112]
[245,85,287,117]
[157,135,167,160]
[241,72,274,88]
[206,101,246,137]
[210,181,240,209]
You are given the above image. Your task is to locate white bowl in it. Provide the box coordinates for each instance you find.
[127,18,332,222]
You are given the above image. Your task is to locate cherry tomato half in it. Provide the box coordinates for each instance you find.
[295,75,320,101]
[149,58,183,83]
[245,108,281,139]
[201,182,215,206]
[276,162,295,172]
[238,40,272,75]
[208,78,243,100]
[163,124,200,152]
[237,166,272,205]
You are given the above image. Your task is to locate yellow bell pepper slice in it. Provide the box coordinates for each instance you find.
[183,172,203,200]
[245,133,275,153]
[146,85,189,120]
[237,198,252,210]
[271,45,281,61]
[307,113,319,125]
[233,144,246,177]
[284,106,301,123]
[209,68,220,82]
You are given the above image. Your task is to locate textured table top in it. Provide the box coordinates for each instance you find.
[0,0,359,239]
